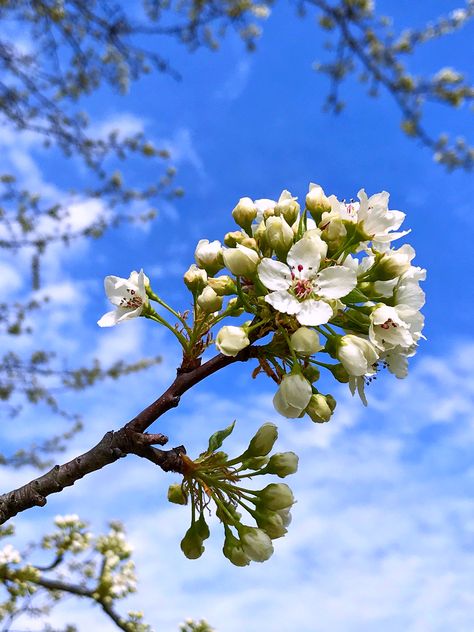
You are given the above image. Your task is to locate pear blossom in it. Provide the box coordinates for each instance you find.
[194,239,224,275]
[98,270,149,327]
[215,325,250,356]
[290,327,323,356]
[357,189,410,244]
[223,244,260,277]
[258,237,356,326]
[369,304,414,350]
[337,334,379,376]
[273,373,312,418]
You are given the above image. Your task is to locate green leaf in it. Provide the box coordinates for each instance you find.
[207,421,236,453]
[341,288,369,304]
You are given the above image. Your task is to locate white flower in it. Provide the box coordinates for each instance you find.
[357,189,410,244]
[223,244,260,277]
[254,198,276,222]
[194,239,224,275]
[98,270,148,327]
[394,265,426,314]
[232,197,257,230]
[273,373,312,418]
[337,334,379,376]
[0,544,21,565]
[305,182,331,215]
[215,325,250,356]
[369,304,414,350]
[258,237,356,326]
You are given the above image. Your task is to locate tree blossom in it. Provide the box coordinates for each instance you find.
[97,270,149,327]
[273,373,312,418]
[369,304,414,350]
[258,237,356,326]
[337,334,379,376]
[215,325,250,356]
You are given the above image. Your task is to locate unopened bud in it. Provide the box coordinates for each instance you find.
[290,327,323,356]
[183,264,207,293]
[167,483,188,505]
[180,524,204,560]
[224,230,246,247]
[265,216,294,259]
[223,531,250,567]
[223,244,260,277]
[306,183,331,220]
[194,239,224,276]
[302,365,320,383]
[245,422,278,457]
[237,525,274,562]
[255,509,287,539]
[197,286,223,313]
[306,393,334,423]
[257,483,295,511]
[215,325,250,357]
[274,190,300,224]
[265,452,299,478]
[232,197,257,234]
[207,275,236,296]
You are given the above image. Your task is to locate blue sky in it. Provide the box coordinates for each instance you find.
[1,1,474,630]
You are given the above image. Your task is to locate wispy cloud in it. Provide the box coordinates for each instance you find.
[6,340,474,631]
[215,59,253,101]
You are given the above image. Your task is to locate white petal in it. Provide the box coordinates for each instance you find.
[296,299,333,326]
[258,259,292,291]
[265,290,301,314]
[316,265,356,299]
[287,238,326,280]
[97,309,120,327]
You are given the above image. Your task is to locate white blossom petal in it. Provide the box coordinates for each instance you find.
[316,265,357,299]
[258,259,292,291]
[296,299,333,326]
[287,238,325,279]
[265,290,300,314]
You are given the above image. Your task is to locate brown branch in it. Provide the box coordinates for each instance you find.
[0,346,259,525]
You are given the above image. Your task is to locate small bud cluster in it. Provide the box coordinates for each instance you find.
[0,519,151,632]
[168,421,297,566]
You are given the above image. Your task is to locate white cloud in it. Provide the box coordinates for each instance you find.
[215,59,253,101]
[5,340,474,631]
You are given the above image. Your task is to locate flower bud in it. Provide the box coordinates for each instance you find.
[215,325,250,357]
[337,334,379,376]
[302,365,320,383]
[232,197,257,234]
[257,483,294,511]
[306,183,331,220]
[327,363,350,383]
[240,237,259,251]
[276,507,292,528]
[194,239,224,276]
[238,525,274,562]
[274,190,300,225]
[265,452,299,478]
[273,373,313,418]
[265,216,294,259]
[241,455,269,470]
[226,297,245,316]
[263,206,276,220]
[167,483,188,505]
[223,244,260,277]
[373,250,413,281]
[207,275,236,296]
[183,264,207,294]
[305,393,334,423]
[224,231,246,247]
[197,286,223,313]
[255,510,287,539]
[180,524,204,560]
[253,220,270,254]
[223,531,250,567]
[245,422,278,457]
[290,327,323,356]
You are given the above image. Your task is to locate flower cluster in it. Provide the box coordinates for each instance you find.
[168,421,297,566]
[98,182,425,415]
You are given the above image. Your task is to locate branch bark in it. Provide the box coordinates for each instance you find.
[0,347,259,525]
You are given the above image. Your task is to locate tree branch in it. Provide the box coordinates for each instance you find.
[0,346,259,525]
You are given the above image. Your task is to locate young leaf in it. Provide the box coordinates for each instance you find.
[207,421,236,453]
